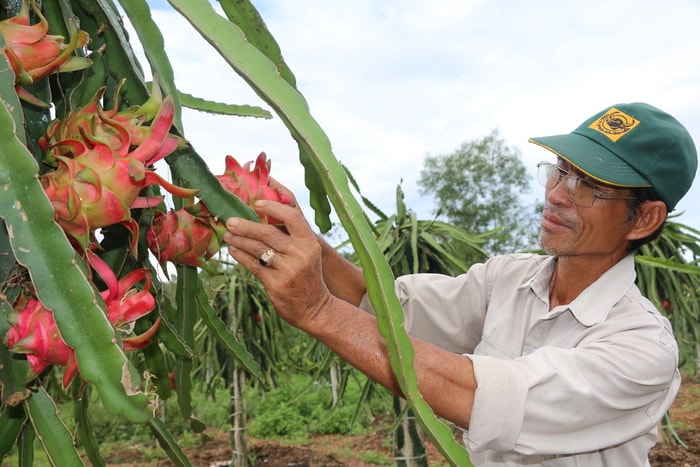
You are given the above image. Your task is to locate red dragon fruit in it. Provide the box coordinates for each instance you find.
[39,81,170,164]
[4,252,160,388]
[146,202,224,273]
[0,0,91,107]
[216,152,293,225]
[4,294,79,388]
[40,91,198,255]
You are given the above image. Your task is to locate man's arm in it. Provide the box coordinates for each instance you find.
[307,292,476,428]
[317,235,367,306]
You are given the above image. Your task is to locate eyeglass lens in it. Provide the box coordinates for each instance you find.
[537,163,596,207]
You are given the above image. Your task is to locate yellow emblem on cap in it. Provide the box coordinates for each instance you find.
[588,107,640,142]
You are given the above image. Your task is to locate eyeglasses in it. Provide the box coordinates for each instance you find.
[536,161,637,208]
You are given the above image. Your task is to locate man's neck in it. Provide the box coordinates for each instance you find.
[548,253,627,309]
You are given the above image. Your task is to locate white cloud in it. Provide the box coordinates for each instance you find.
[137,0,700,230]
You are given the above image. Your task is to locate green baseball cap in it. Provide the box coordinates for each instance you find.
[528,103,697,210]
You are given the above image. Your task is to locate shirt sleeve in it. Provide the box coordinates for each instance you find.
[466,312,681,455]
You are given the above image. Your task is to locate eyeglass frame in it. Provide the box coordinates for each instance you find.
[536,161,638,208]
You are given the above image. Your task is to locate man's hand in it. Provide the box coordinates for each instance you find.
[224,200,333,331]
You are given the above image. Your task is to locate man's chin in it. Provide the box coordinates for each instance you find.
[539,232,574,256]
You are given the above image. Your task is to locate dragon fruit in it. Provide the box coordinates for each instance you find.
[40,89,198,255]
[4,252,160,388]
[4,295,79,388]
[0,0,91,107]
[39,81,169,164]
[146,202,224,273]
[216,152,293,225]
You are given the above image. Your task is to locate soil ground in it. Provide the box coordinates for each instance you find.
[104,377,699,466]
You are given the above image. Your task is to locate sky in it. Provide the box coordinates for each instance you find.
[140,0,700,235]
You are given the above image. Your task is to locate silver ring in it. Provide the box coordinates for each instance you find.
[258,248,276,267]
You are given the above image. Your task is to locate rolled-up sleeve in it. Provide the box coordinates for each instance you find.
[467,354,528,451]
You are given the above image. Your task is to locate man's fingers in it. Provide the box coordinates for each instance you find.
[253,201,311,238]
[268,177,297,205]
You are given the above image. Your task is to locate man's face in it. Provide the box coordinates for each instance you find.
[538,160,637,259]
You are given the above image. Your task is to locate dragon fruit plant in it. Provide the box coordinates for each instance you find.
[4,75,176,387]
[4,80,189,389]
[1,0,443,465]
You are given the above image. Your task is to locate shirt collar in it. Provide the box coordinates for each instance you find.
[525,254,637,327]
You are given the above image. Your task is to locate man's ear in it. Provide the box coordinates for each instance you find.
[627,200,667,241]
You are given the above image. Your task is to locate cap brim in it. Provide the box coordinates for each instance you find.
[529,134,652,187]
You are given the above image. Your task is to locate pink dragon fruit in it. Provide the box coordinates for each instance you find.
[146,202,224,273]
[0,0,91,106]
[39,81,171,164]
[87,251,160,351]
[216,152,293,225]
[4,294,79,388]
[40,92,198,255]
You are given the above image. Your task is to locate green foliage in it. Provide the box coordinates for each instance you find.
[354,449,393,465]
[635,218,700,374]
[2,381,231,465]
[340,177,486,464]
[246,373,393,440]
[418,129,542,255]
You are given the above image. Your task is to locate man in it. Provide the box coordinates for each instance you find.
[223,103,697,465]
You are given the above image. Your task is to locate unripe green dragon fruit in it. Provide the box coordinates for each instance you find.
[40,92,198,255]
[0,0,91,107]
[4,252,160,388]
[146,202,224,273]
[216,152,293,224]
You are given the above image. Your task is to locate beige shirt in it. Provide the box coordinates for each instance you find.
[361,253,680,466]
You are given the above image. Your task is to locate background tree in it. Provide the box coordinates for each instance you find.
[418,129,541,256]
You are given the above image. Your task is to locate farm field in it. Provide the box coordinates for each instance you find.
[64,377,700,467]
